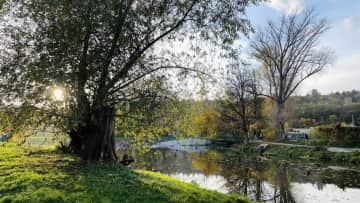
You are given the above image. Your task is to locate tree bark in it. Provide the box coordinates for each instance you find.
[69,106,118,161]
[275,102,286,140]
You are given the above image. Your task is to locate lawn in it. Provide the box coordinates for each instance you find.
[0,143,250,203]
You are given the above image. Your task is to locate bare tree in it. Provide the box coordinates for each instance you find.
[221,63,261,143]
[251,9,332,139]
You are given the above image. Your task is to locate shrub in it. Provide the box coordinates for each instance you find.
[261,128,277,140]
[310,126,360,147]
[349,151,360,164]
[333,153,348,162]
[309,139,327,146]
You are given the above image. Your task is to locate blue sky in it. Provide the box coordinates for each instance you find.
[244,0,360,95]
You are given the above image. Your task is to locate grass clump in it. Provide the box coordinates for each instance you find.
[0,144,250,203]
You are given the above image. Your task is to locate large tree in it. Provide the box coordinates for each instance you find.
[251,9,332,139]
[0,0,259,160]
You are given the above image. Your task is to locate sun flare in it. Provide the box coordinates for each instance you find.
[53,88,64,101]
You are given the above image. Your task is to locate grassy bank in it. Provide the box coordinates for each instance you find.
[0,144,250,203]
[262,144,360,168]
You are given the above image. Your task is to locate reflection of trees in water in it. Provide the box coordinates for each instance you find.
[121,146,360,202]
[271,163,296,203]
[122,149,196,173]
[190,151,221,175]
[320,169,360,189]
[217,155,296,203]
[219,156,270,202]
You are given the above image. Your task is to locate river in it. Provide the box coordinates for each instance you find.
[118,139,360,203]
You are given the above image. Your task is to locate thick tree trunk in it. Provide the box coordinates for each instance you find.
[69,106,118,161]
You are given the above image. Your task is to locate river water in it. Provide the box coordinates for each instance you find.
[118,139,360,203]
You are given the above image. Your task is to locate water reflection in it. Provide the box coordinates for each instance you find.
[119,145,360,203]
[171,173,229,193]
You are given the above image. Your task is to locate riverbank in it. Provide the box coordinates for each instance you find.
[258,144,360,169]
[0,143,250,203]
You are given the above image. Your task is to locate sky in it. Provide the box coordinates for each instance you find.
[243,0,360,95]
[2,0,359,99]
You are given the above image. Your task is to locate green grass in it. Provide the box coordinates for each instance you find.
[24,135,69,146]
[0,143,250,203]
[262,144,360,168]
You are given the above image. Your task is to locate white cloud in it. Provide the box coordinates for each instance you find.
[266,0,304,15]
[299,52,360,95]
[343,16,358,32]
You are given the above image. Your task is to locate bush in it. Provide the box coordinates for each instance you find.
[333,153,348,162]
[310,126,360,147]
[309,139,327,146]
[318,151,332,161]
[261,128,277,140]
[349,151,360,164]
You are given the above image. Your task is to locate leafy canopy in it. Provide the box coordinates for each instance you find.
[0,0,259,132]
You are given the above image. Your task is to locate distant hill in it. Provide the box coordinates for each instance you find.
[291,90,360,126]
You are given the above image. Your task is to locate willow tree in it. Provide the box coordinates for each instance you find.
[0,0,259,160]
[251,9,332,139]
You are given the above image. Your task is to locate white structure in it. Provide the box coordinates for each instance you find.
[351,114,356,127]
[292,128,312,135]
